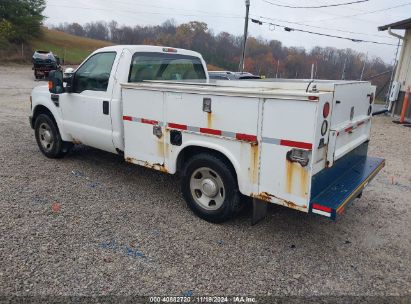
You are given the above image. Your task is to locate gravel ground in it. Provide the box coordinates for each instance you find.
[0,65,410,299]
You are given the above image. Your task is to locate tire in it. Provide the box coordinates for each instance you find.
[34,114,72,158]
[181,153,240,223]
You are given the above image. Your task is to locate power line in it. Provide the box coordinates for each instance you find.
[46,4,244,20]
[251,18,400,46]
[51,0,235,19]
[261,0,369,9]
[308,2,411,23]
[254,14,394,40]
[259,0,397,26]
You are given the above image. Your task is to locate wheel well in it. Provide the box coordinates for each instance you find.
[176,146,237,179]
[32,105,57,127]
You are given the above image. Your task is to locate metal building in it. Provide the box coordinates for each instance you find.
[379,18,411,122]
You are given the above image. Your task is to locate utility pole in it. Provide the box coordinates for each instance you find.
[239,0,250,73]
[386,38,401,109]
[275,59,279,78]
[310,63,315,79]
[341,57,347,80]
[360,52,368,81]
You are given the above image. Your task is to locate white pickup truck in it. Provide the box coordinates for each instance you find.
[30,45,385,224]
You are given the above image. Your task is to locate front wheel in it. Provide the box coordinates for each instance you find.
[34,114,72,158]
[181,153,240,223]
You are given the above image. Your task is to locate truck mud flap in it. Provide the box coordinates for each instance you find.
[251,198,268,226]
[310,143,385,219]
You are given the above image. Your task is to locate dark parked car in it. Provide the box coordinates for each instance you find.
[208,71,261,80]
[32,50,61,79]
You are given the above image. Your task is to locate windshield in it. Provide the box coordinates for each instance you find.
[129,52,206,82]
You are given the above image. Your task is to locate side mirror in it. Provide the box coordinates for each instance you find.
[63,68,75,93]
[55,56,61,65]
[64,67,75,75]
[48,70,64,94]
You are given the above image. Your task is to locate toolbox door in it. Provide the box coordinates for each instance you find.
[327,83,375,166]
[122,88,166,170]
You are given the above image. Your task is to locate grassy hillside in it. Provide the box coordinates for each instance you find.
[30,28,113,64]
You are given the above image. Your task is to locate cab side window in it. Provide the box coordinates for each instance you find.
[73,52,116,93]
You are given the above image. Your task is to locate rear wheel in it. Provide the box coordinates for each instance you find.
[181,153,240,223]
[34,114,72,158]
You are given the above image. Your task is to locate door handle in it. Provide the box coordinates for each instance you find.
[103,101,109,115]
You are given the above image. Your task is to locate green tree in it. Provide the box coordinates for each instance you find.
[0,0,46,43]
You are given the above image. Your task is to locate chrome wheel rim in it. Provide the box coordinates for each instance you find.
[190,167,225,211]
[38,122,54,152]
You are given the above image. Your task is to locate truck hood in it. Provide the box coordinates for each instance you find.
[32,84,49,94]
[31,84,50,100]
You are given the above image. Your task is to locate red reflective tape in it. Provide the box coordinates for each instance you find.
[345,126,354,132]
[123,116,132,121]
[308,96,319,101]
[168,123,187,130]
[357,121,365,127]
[141,118,158,125]
[280,139,312,150]
[200,128,222,136]
[313,203,332,213]
[236,133,257,142]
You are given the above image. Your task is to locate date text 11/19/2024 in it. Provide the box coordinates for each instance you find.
[149,296,257,303]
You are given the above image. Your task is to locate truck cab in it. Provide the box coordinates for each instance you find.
[30,45,208,155]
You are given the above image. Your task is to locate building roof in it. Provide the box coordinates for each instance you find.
[378,17,411,31]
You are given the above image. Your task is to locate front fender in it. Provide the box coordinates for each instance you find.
[31,86,71,141]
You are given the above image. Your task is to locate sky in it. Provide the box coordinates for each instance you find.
[43,0,410,64]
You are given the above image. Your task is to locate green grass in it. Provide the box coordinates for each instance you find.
[30,28,113,64]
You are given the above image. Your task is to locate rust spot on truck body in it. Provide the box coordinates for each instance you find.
[157,135,165,158]
[125,157,135,164]
[282,200,305,210]
[250,143,259,184]
[207,112,213,129]
[251,192,274,201]
[125,157,169,173]
[146,162,169,173]
[285,159,309,198]
[251,192,307,212]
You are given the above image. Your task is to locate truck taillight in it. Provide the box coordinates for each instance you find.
[323,102,330,118]
[163,47,177,53]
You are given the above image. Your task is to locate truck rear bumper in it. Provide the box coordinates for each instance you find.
[310,142,385,220]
